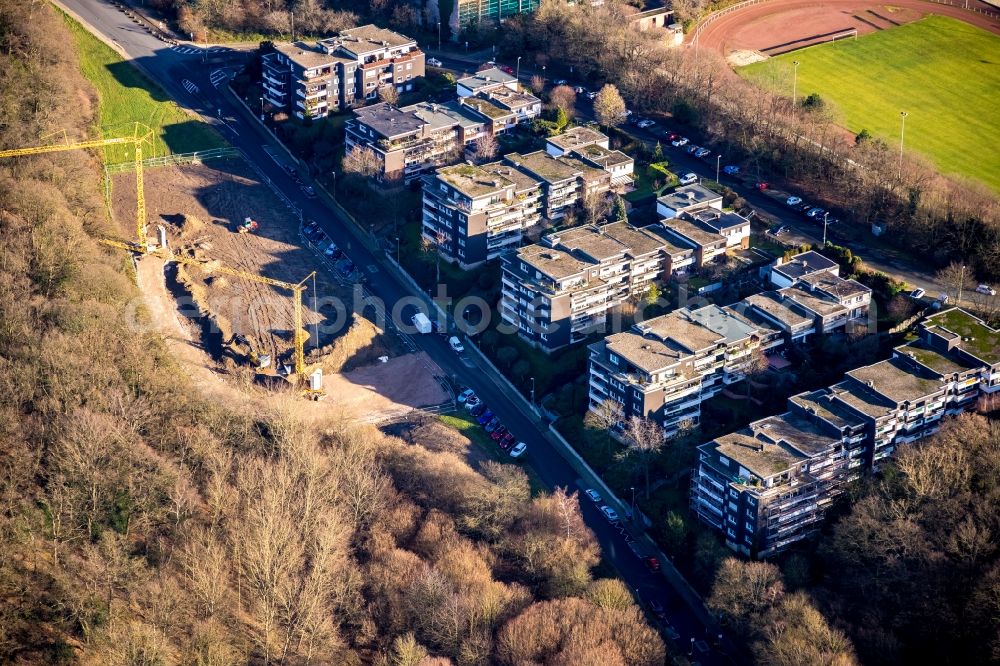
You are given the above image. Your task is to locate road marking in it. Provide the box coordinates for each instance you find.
[182,79,199,94]
[367,264,378,274]
[210,69,231,87]
[171,45,200,55]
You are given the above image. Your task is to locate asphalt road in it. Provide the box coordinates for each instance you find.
[57,1,726,661]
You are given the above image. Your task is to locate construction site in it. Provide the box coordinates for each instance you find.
[0,129,450,420]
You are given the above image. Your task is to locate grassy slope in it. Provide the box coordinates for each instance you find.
[60,10,224,162]
[740,16,1000,192]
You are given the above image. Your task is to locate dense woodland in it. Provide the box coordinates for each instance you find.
[0,3,665,664]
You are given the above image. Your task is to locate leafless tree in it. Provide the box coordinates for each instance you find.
[936,261,970,303]
[618,416,664,498]
[529,74,545,95]
[379,84,400,106]
[342,145,382,179]
[474,132,499,163]
[548,85,577,118]
[584,398,624,434]
[580,190,611,227]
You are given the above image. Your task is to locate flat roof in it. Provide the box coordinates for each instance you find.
[516,244,588,280]
[798,272,871,300]
[321,24,416,55]
[600,222,669,257]
[481,161,541,193]
[456,67,517,91]
[690,209,749,233]
[547,126,609,152]
[602,332,684,374]
[779,285,846,317]
[637,309,725,354]
[686,304,757,344]
[846,358,944,405]
[270,42,340,69]
[641,224,695,256]
[461,96,513,120]
[829,379,896,419]
[436,163,511,199]
[506,150,581,184]
[407,100,483,130]
[487,87,541,110]
[751,413,840,457]
[772,250,838,281]
[656,183,722,211]
[573,143,633,168]
[896,341,977,376]
[354,103,425,138]
[744,292,813,329]
[704,431,806,479]
[922,307,1000,365]
[789,389,867,431]
[660,217,724,248]
[552,226,628,262]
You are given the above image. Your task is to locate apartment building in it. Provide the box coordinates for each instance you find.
[657,215,729,267]
[504,151,611,219]
[500,222,676,350]
[656,183,723,219]
[742,271,871,342]
[261,25,424,120]
[544,127,634,186]
[421,161,542,267]
[588,304,784,436]
[345,101,485,182]
[690,306,999,557]
[456,67,519,97]
[768,250,839,288]
[546,126,609,157]
[450,0,542,34]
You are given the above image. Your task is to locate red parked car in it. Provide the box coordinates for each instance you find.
[490,425,509,441]
[644,557,661,572]
[755,181,769,191]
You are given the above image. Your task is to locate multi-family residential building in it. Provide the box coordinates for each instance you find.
[544,127,634,187]
[588,304,783,435]
[503,151,611,219]
[345,101,485,182]
[261,25,424,120]
[690,306,999,558]
[767,250,839,288]
[656,183,723,219]
[546,126,609,157]
[500,222,677,350]
[421,161,542,267]
[456,67,519,97]
[450,0,542,34]
[657,215,730,267]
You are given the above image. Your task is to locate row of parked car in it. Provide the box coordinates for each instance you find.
[457,389,527,458]
[304,219,357,279]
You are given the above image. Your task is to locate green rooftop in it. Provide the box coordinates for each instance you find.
[924,307,1000,365]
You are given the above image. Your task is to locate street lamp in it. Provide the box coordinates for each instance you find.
[792,60,800,106]
[516,55,522,82]
[822,211,829,245]
[437,21,441,51]
[260,96,264,123]
[715,154,721,182]
[395,236,400,264]
[630,486,636,523]
[530,377,536,405]
[898,110,908,179]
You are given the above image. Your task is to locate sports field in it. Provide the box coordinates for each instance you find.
[740,16,1000,192]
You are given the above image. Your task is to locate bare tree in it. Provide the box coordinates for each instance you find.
[549,85,577,118]
[378,84,400,106]
[580,190,612,227]
[474,132,499,163]
[593,84,627,129]
[936,261,970,303]
[618,416,664,498]
[342,145,382,179]
[585,398,624,434]
[529,74,545,95]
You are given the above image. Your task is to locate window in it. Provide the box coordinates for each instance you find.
[729,489,738,498]
[727,527,736,538]
[745,534,753,544]
[745,521,754,532]
[719,456,730,467]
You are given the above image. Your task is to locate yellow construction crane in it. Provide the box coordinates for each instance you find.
[101,239,316,378]
[0,124,152,249]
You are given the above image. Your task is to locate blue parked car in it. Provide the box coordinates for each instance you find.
[477,410,495,426]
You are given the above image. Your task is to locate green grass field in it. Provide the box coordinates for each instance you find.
[60,10,224,163]
[740,16,1000,192]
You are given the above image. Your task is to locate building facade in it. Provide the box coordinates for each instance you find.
[690,307,1000,558]
[261,25,425,120]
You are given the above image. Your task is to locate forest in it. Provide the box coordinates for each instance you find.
[0,2,664,663]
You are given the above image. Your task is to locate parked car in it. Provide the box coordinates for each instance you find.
[662,130,680,141]
[755,181,769,190]
[323,244,339,258]
[586,90,599,99]
[457,388,475,404]
[694,147,711,158]
[723,165,741,175]
[553,78,568,86]
[976,284,997,296]
[785,196,803,206]
[584,489,602,504]
[300,184,317,198]
[484,418,502,434]
[499,432,516,449]
[499,64,515,75]
[671,136,689,147]
[644,556,661,572]
[910,288,926,299]
[637,118,656,129]
[805,207,826,219]
[328,247,343,260]
[600,506,620,523]
[469,403,487,417]
[684,144,700,154]
[769,225,788,236]
[283,164,298,177]
[448,336,465,353]
[476,410,494,426]
[574,85,586,94]
[647,599,667,621]
[663,623,681,641]
[509,442,528,458]
[426,57,442,67]
[464,395,482,411]
[678,173,698,186]
[490,425,508,440]
[624,108,633,117]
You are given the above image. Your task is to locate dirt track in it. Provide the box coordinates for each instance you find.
[696,0,1000,56]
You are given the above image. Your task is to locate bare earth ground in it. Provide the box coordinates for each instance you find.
[117,160,449,421]
[112,158,344,363]
[697,0,1000,57]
